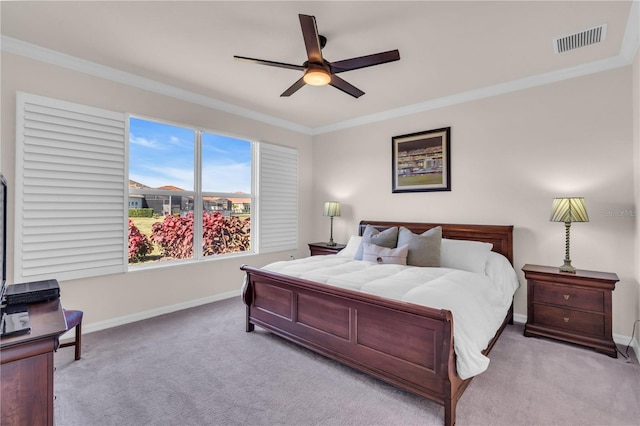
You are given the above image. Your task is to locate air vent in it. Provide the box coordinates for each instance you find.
[553,24,607,54]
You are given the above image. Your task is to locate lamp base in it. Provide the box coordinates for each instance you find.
[559,261,576,273]
[559,221,577,273]
[327,215,336,247]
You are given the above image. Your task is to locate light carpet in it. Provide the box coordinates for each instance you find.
[54,297,639,426]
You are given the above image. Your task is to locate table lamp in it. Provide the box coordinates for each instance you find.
[550,197,589,273]
[323,201,340,246]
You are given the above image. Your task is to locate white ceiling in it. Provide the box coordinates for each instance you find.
[1,1,637,134]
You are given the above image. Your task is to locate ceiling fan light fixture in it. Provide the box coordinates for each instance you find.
[234,14,400,97]
[303,67,331,86]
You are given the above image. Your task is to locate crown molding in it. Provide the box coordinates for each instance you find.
[312,0,638,136]
[311,54,631,135]
[621,0,640,63]
[3,15,638,137]
[0,36,313,135]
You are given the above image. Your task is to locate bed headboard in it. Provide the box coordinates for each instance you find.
[358,220,514,265]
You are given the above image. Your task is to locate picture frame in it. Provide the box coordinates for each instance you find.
[392,127,451,193]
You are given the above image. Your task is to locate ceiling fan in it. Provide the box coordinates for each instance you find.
[234,14,400,98]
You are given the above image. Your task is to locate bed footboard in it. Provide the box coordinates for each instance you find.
[241,265,464,425]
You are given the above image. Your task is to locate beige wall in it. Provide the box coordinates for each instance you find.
[635,49,640,328]
[2,51,638,341]
[312,67,638,338]
[1,52,314,327]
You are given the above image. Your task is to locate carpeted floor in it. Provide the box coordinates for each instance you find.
[54,297,639,426]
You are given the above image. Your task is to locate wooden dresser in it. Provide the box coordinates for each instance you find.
[1,299,67,425]
[522,264,618,357]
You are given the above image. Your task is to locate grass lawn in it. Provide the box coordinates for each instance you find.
[131,217,158,237]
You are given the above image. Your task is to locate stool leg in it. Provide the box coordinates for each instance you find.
[74,322,82,360]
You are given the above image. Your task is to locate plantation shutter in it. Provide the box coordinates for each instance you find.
[15,92,126,282]
[258,143,298,253]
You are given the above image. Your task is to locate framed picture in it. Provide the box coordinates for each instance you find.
[392,127,451,193]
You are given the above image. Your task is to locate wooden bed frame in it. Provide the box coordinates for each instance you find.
[241,221,514,425]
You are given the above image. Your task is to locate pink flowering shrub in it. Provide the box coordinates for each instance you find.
[202,212,251,256]
[128,219,153,263]
[150,212,250,260]
[151,213,194,259]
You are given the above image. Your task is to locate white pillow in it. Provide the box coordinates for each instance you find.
[440,238,493,274]
[362,243,409,265]
[336,235,362,258]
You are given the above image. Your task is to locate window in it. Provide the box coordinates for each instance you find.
[128,117,252,265]
[15,93,297,281]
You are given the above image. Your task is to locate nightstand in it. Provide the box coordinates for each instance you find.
[522,264,619,357]
[308,242,345,256]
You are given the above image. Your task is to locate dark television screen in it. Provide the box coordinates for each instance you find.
[0,173,6,298]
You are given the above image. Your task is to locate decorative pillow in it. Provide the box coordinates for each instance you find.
[335,235,362,258]
[440,238,493,274]
[397,226,442,267]
[362,243,409,265]
[354,225,399,260]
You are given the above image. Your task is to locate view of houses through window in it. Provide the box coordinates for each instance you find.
[128,117,252,265]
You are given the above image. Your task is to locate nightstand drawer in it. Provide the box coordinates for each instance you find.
[532,281,604,312]
[534,304,605,337]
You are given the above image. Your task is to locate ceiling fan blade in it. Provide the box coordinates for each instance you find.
[280,77,307,97]
[330,50,400,74]
[299,14,323,64]
[234,55,304,71]
[329,75,365,98]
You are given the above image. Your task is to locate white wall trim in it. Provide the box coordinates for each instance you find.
[67,305,638,360]
[2,25,638,137]
[311,55,630,135]
[513,313,528,324]
[1,36,312,135]
[59,290,239,340]
[620,0,640,63]
[613,332,640,360]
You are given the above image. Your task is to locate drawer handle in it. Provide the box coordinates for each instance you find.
[563,317,570,323]
[563,294,570,300]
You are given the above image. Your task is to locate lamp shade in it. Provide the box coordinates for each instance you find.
[323,201,340,217]
[550,197,589,223]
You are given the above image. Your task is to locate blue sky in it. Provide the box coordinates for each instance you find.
[129,117,251,193]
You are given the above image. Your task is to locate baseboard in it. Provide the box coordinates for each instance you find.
[513,313,527,324]
[59,290,239,341]
[512,313,638,359]
[613,332,640,360]
[61,298,640,360]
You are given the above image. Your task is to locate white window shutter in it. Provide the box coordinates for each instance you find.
[15,92,126,282]
[258,143,298,253]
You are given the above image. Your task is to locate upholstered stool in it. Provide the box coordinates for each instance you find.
[60,309,83,360]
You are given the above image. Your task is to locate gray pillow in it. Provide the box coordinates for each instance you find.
[397,226,442,267]
[354,225,399,260]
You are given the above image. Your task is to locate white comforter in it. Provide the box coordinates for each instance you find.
[262,254,519,379]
